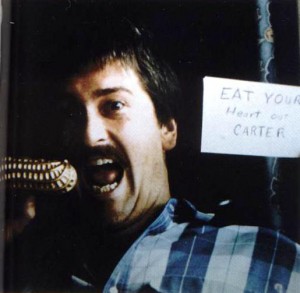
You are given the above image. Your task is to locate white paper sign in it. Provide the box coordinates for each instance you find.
[201,76,300,158]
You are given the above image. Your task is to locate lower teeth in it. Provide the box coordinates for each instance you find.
[93,182,118,193]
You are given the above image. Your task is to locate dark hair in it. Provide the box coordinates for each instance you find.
[59,18,179,125]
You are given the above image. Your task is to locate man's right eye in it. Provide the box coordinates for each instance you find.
[67,111,83,118]
[59,98,84,119]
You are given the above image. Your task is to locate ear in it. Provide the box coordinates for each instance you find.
[161,119,177,151]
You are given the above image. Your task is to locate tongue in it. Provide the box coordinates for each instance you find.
[91,166,121,185]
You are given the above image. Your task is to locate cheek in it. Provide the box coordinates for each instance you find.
[134,107,161,136]
[118,119,162,164]
[115,102,163,156]
[124,118,162,148]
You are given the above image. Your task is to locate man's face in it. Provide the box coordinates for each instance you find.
[65,61,177,229]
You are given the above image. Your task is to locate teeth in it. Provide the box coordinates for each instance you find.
[91,158,114,166]
[93,182,118,193]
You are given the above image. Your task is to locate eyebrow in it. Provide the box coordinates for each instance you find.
[92,87,133,98]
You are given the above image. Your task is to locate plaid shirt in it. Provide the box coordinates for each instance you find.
[72,198,300,293]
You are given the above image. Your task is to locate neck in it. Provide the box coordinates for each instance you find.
[78,192,170,242]
[105,197,169,241]
[75,198,169,289]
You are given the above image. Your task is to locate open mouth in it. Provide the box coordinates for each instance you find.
[85,158,124,194]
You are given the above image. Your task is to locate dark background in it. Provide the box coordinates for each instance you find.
[5,0,300,240]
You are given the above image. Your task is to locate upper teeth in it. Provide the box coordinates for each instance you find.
[93,158,113,166]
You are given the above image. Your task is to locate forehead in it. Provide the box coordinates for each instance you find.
[66,61,145,97]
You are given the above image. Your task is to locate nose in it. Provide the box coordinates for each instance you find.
[84,108,108,147]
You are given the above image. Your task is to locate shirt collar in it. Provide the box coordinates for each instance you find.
[145,198,214,236]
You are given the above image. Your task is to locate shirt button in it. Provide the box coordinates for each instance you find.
[274,283,284,293]
[109,286,118,293]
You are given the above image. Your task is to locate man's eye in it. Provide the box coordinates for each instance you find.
[105,101,125,112]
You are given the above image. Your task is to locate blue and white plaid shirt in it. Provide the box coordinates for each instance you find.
[72,198,300,293]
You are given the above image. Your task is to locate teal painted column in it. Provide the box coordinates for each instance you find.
[256,0,281,230]
[257,0,277,82]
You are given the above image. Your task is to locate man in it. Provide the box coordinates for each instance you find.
[11,17,300,293]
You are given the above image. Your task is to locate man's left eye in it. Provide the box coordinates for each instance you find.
[103,101,125,115]
[109,101,124,111]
